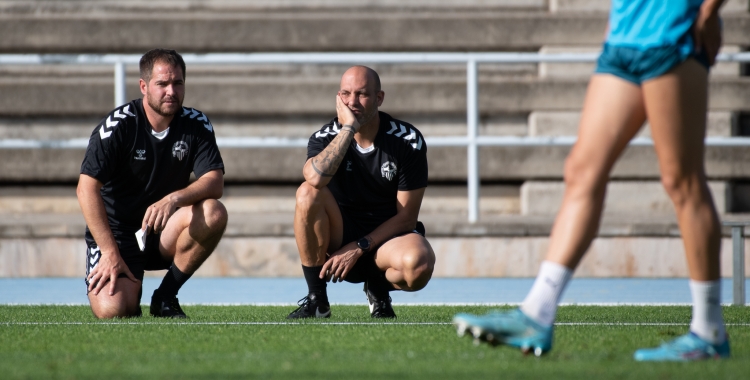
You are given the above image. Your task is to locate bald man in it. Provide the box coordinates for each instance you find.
[288,66,435,319]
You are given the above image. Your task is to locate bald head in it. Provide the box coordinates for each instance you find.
[341,66,381,93]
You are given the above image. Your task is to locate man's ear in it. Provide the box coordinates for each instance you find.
[139,79,148,96]
[377,91,385,107]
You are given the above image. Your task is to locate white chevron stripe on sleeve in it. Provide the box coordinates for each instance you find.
[387,121,398,134]
[411,136,423,150]
[403,128,416,141]
[121,105,135,117]
[394,124,408,137]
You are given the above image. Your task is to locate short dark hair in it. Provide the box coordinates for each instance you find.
[139,48,186,83]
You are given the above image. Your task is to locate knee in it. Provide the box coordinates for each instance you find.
[199,199,228,232]
[399,248,435,291]
[296,182,322,212]
[660,172,704,207]
[562,152,606,198]
[91,301,140,319]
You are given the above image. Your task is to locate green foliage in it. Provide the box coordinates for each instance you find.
[1,305,749,379]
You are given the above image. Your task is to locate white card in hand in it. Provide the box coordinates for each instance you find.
[135,228,147,251]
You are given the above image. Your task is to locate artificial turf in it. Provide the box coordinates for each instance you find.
[1,305,749,379]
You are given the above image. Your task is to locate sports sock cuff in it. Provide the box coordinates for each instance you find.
[156,263,192,298]
[302,265,328,297]
[689,279,726,344]
[520,261,573,327]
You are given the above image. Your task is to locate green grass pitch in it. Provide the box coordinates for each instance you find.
[2,305,749,379]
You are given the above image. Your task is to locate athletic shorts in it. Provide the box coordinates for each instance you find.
[594,40,710,85]
[84,232,171,288]
[336,206,426,284]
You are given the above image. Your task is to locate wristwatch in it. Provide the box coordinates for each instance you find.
[357,237,372,253]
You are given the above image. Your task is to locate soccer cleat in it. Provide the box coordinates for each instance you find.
[633,332,730,361]
[149,289,187,319]
[286,293,331,319]
[364,282,396,318]
[453,308,552,356]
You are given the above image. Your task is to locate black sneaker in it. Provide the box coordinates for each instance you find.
[364,282,396,318]
[150,289,187,319]
[287,293,331,319]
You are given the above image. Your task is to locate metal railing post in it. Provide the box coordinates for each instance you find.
[732,226,746,306]
[466,59,479,223]
[114,61,126,108]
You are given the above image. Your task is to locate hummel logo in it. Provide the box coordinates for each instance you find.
[346,160,353,171]
[134,149,146,161]
[386,121,423,150]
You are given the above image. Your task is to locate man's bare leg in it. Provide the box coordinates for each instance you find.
[643,59,725,344]
[288,182,343,318]
[374,234,435,291]
[150,199,227,317]
[88,278,142,318]
[520,74,647,326]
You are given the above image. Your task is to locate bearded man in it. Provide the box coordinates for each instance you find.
[78,48,227,318]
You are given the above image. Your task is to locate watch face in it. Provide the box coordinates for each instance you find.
[358,238,370,250]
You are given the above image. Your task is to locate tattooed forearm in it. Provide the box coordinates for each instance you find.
[311,160,335,177]
[310,127,354,178]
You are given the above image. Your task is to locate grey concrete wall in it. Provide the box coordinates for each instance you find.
[2,236,748,278]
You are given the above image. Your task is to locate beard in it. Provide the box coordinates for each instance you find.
[356,106,378,126]
[146,94,182,117]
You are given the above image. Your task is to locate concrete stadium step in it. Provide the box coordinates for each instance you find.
[1,6,748,53]
[2,74,749,117]
[1,141,749,182]
[2,212,749,278]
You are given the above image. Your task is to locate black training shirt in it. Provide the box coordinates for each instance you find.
[307,111,428,221]
[81,99,224,238]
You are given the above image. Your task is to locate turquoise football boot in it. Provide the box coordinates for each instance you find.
[453,308,553,356]
[634,332,730,361]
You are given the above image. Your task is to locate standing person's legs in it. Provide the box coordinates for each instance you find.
[519,74,647,326]
[454,74,647,354]
[150,199,228,317]
[288,182,343,318]
[641,59,726,348]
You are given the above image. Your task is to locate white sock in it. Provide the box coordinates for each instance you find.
[689,280,726,344]
[520,261,573,327]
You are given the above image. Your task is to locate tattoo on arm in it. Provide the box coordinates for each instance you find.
[311,127,354,178]
[311,160,335,177]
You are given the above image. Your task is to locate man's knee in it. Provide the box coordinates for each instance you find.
[563,152,606,198]
[399,246,435,291]
[296,182,323,213]
[90,297,140,319]
[196,199,228,233]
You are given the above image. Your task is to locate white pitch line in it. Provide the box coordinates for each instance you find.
[3,322,750,326]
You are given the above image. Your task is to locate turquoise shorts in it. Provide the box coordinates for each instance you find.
[594,42,709,85]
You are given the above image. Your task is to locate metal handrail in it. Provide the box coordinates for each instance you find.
[3,52,750,223]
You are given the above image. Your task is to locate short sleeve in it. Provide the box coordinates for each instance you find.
[80,119,123,184]
[397,131,428,191]
[306,118,339,161]
[192,117,225,178]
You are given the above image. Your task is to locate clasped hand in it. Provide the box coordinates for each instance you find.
[320,241,364,283]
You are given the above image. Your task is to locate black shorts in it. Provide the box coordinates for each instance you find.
[84,232,171,288]
[336,207,426,284]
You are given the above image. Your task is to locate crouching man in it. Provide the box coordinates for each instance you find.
[288,66,435,319]
[78,49,227,318]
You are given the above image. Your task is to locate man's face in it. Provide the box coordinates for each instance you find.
[338,69,384,126]
[140,62,185,117]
